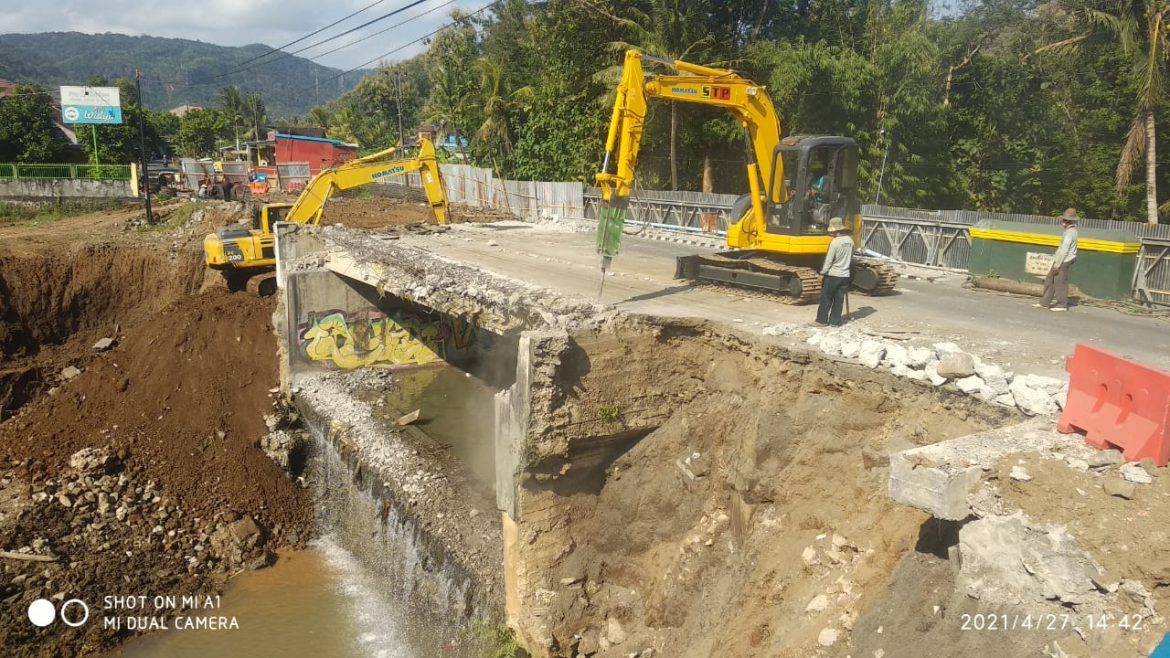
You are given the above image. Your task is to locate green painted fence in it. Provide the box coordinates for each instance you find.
[0,163,132,181]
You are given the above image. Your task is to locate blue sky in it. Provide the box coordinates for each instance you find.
[0,0,484,70]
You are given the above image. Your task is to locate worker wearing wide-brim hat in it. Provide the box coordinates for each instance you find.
[1034,207,1080,312]
[816,217,854,326]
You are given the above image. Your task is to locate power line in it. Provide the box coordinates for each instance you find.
[218,0,432,80]
[223,0,392,73]
[305,0,459,61]
[313,0,503,89]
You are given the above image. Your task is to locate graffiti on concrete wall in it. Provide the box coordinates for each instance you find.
[298,308,484,369]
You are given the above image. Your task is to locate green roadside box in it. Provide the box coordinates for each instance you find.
[968,221,1140,300]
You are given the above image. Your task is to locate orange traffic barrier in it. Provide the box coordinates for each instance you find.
[1057,343,1170,467]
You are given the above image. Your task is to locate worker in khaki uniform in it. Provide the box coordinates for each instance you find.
[1035,208,1080,312]
[816,217,853,326]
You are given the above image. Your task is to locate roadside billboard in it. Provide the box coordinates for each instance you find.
[59,86,123,125]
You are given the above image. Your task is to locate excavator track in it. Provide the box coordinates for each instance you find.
[852,258,899,296]
[676,251,898,304]
[676,252,823,304]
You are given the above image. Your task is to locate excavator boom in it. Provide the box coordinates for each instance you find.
[204,138,450,289]
[595,49,895,304]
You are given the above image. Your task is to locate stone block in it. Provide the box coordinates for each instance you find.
[936,352,977,379]
[889,418,1066,520]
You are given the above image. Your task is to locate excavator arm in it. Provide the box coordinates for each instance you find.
[283,137,449,226]
[596,50,784,266]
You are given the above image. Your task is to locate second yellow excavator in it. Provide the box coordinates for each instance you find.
[596,50,896,303]
[203,137,449,294]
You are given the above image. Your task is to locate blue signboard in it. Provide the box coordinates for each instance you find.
[59,86,123,125]
[61,105,123,125]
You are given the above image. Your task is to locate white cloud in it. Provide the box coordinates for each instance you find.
[0,0,483,70]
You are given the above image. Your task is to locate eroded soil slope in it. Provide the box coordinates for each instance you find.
[0,202,312,657]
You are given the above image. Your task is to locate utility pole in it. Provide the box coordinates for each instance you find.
[394,69,405,147]
[315,71,320,107]
[874,128,892,206]
[135,69,154,224]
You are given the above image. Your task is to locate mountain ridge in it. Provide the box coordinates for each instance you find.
[0,32,368,116]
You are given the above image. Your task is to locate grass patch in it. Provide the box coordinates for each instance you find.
[140,201,199,232]
[598,404,624,423]
[471,624,527,658]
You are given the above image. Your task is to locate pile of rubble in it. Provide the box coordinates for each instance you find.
[0,446,277,652]
[763,323,1067,416]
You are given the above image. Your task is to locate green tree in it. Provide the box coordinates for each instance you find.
[470,56,534,167]
[423,16,480,161]
[588,0,715,189]
[176,108,228,157]
[1038,0,1169,223]
[244,93,267,141]
[0,84,70,162]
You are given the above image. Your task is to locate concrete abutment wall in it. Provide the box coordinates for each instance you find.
[275,223,1026,657]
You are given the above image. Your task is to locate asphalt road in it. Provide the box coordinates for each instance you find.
[404,222,1170,378]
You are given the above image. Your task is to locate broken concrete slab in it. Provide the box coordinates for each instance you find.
[889,418,1074,520]
[959,512,1103,605]
[92,337,115,351]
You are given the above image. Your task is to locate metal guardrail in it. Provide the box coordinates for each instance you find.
[0,163,132,181]
[581,190,1170,304]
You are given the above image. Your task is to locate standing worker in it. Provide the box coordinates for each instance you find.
[1035,208,1080,312]
[815,217,854,326]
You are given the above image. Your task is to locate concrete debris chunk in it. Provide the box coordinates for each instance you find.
[1009,377,1058,416]
[819,333,843,356]
[882,344,910,369]
[1120,463,1153,485]
[933,342,963,358]
[907,347,934,368]
[61,366,82,380]
[805,594,830,613]
[839,339,862,359]
[1065,457,1089,471]
[924,362,948,386]
[1009,465,1033,482]
[761,323,798,337]
[817,627,839,647]
[1102,478,1136,499]
[956,375,986,395]
[92,337,116,351]
[606,618,627,645]
[801,545,819,566]
[1016,373,1066,396]
[859,341,886,369]
[1085,449,1125,468]
[936,352,977,379]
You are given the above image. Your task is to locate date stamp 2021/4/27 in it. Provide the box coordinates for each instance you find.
[959,612,1146,632]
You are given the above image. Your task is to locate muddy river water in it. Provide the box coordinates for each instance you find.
[117,538,419,657]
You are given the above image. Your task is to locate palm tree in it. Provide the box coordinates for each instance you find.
[1038,1,1169,224]
[424,61,473,162]
[244,93,267,141]
[308,107,333,130]
[471,56,534,164]
[586,0,714,190]
[217,86,245,152]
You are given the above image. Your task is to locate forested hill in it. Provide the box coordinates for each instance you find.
[0,32,367,116]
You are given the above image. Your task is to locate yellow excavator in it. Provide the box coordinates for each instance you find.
[596,50,896,304]
[203,137,449,294]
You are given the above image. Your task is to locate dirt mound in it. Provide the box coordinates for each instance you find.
[0,205,312,656]
[0,290,309,530]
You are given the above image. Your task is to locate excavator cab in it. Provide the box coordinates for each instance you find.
[763,136,861,240]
